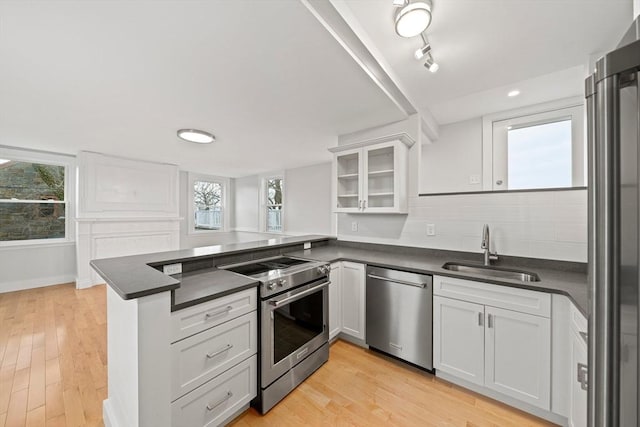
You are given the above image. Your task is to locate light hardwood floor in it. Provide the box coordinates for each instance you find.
[1,284,556,427]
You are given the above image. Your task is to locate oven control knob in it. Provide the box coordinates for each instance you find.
[267,282,276,291]
[278,279,286,287]
[318,265,330,275]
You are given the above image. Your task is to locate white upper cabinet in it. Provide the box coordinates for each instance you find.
[330,135,413,214]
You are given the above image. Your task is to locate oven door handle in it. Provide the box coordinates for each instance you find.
[268,281,330,307]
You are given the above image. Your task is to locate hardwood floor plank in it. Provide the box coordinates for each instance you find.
[45,382,65,420]
[25,404,46,427]
[5,387,28,427]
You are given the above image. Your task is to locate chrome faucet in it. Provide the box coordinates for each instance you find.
[481,224,498,266]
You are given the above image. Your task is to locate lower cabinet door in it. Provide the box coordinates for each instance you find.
[484,306,551,410]
[340,262,366,340]
[569,328,588,427]
[328,263,342,340]
[171,355,257,427]
[433,296,485,386]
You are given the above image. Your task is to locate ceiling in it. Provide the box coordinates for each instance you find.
[342,0,632,124]
[0,0,405,177]
[0,1,634,177]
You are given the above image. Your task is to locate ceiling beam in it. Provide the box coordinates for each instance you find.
[300,0,439,140]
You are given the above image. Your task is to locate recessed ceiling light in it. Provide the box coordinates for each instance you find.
[395,1,432,38]
[177,129,215,144]
[0,159,10,165]
[508,90,520,97]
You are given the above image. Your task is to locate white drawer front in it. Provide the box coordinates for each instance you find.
[434,275,551,318]
[171,288,257,343]
[171,311,257,400]
[172,355,257,427]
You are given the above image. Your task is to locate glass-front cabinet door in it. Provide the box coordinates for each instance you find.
[331,138,411,214]
[334,148,362,213]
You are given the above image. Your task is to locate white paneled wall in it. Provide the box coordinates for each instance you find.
[338,189,587,262]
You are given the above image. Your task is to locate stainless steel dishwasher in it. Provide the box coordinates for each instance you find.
[365,266,433,371]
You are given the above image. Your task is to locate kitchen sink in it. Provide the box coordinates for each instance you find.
[441,262,541,282]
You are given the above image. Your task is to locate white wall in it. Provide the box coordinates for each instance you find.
[634,0,639,19]
[284,162,332,235]
[422,118,482,194]
[234,175,260,232]
[0,243,76,293]
[337,121,588,262]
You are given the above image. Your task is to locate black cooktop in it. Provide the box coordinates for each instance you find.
[225,257,309,277]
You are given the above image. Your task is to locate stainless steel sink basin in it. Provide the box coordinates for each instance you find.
[441,262,541,282]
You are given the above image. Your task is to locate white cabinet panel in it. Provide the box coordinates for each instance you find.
[171,312,257,401]
[484,306,551,410]
[171,288,257,343]
[434,275,551,318]
[569,328,588,427]
[433,296,485,386]
[171,355,257,427]
[340,262,366,340]
[329,262,342,340]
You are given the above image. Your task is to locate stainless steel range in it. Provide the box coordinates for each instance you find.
[222,256,330,413]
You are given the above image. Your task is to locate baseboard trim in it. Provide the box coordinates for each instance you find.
[436,371,568,426]
[0,275,76,294]
[103,399,120,427]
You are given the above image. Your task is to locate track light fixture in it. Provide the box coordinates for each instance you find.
[414,43,431,60]
[393,0,433,38]
[424,55,439,73]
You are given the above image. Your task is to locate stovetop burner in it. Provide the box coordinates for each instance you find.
[225,257,309,277]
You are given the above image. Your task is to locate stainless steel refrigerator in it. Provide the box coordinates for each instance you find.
[585,16,640,427]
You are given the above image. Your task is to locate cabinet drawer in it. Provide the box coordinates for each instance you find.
[570,302,587,335]
[434,275,551,318]
[171,311,257,400]
[171,288,257,343]
[172,355,257,427]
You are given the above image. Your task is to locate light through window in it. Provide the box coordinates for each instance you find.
[0,160,67,242]
[266,177,283,232]
[193,180,223,230]
[507,119,572,190]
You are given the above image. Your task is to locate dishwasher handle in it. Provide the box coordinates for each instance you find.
[367,273,428,288]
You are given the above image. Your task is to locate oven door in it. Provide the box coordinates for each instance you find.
[261,277,329,387]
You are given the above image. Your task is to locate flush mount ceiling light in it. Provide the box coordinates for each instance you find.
[508,90,521,97]
[177,129,215,144]
[424,55,439,73]
[394,0,433,38]
[0,159,10,165]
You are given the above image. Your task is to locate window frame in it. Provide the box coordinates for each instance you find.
[0,145,76,247]
[187,172,229,234]
[261,173,284,233]
[482,97,585,191]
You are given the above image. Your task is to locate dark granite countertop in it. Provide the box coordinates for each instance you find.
[171,269,259,312]
[286,245,589,316]
[90,235,332,301]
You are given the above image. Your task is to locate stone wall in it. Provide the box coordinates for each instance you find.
[0,161,66,241]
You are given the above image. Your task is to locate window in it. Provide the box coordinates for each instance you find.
[188,173,228,233]
[265,176,283,233]
[0,147,74,245]
[488,103,584,191]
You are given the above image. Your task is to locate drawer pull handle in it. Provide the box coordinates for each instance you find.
[487,314,493,328]
[389,342,402,351]
[204,306,233,320]
[478,312,483,326]
[206,344,233,359]
[206,391,233,411]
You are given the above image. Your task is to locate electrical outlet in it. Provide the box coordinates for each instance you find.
[351,221,358,232]
[469,174,481,184]
[163,263,182,275]
[303,242,311,249]
[426,223,436,236]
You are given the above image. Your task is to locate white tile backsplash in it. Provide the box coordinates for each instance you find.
[338,189,588,262]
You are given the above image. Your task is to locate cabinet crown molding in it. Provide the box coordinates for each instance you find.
[328,132,415,153]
